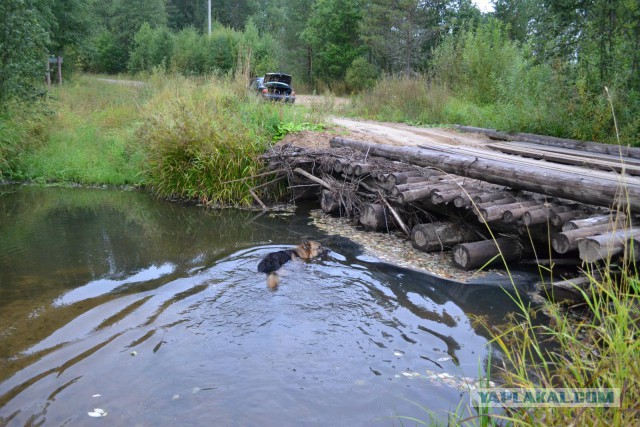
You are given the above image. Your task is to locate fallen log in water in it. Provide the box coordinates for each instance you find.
[577,227,640,262]
[452,237,523,270]
[411,222,480,252]
[360,203,394,231]
[329,137,640,212]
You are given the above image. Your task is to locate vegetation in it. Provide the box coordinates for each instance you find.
[137,74,308,206]
[0,1,638,425]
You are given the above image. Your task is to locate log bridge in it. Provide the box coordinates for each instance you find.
[263,128,639,298]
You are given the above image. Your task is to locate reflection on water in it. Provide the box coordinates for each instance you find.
[0,186,532,426]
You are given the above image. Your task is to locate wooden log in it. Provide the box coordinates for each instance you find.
[380,196,411,236]
[523,206,571,226]
[343,163,356,175]
[354,163,374,176]
[360,203,394,231]
[398,183,461,204]
[478,200,539,223]
[472,192,513,204]
[320,189,340,213]
[562,214,626,231]
[391,179,438,196]
[452,237,523,270]
[552,223,625,254]
[329,137,640,212]
[432,188,482,205]
[503,205,541,223]
[455,125,640,160]
[294,168,332,190]
[411,222,480,252]
[453,190,501,208]
[550,210,582,227]
[578,227,640,262]
[333,159,346,173]
[385,171,423,186]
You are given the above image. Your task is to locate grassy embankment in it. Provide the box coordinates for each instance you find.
[0,73,325,205]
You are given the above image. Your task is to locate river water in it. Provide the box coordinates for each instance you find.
[0,186,534,426]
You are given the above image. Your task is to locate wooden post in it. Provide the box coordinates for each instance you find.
[45,58,51,86]
[57,56,63,85]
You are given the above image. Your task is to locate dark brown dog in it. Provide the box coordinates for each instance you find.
[257,241,329,288]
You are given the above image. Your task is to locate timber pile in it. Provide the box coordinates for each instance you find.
[263,133,638,297]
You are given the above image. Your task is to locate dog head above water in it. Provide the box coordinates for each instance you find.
[292,240,330,259]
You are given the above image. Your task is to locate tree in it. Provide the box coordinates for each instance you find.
[0,0,50,105]
[302,0,363,87]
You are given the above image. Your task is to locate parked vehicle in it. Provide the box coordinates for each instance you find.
[250,73,296,103]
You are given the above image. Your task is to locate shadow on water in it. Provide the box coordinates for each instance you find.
[0,186,537,426]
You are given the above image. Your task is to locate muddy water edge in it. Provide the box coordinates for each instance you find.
[0,185,536,426]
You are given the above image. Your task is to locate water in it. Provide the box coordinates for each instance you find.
[0,186,532,426]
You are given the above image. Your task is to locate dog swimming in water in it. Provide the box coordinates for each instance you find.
[257,240,330,289]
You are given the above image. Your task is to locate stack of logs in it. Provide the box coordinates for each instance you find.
[265,139,639,275]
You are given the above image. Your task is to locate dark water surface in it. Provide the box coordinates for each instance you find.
[0,186,528,426]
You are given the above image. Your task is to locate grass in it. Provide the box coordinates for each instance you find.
[1,73,322,205]
[137,73,317,206]
[9,75,151,185]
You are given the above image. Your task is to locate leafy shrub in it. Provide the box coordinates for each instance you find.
[345,57,379,93]
[128,24,174,73]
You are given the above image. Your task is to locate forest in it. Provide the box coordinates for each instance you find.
[1,0,639,144]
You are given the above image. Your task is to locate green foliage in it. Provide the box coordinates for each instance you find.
[89,30,127,74]
[302,0,363,86]
[0,0,50,106]
[431,19,528,105]
[345,57,379,93]
[14,77,148,185]
[128,24,174,73]
[350,75,451,124]
[168,26,243,76]
[272,122,325,142]
[0,104,50,178]
[137,77,310,205]
[482,262,639,426]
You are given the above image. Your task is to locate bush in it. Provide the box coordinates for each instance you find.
[137,77,298,205]
[128,24,174,73]
[345,57,379,93]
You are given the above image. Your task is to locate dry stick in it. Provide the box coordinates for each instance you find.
[220,168,286,185]
[246,184,268,212]
[379,194,411,237]
[294,167,333,190]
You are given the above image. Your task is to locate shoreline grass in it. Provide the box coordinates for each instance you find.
[0,73,322,204]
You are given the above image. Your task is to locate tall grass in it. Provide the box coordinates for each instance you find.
[11,76,150,185]
[137,74,312,206]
